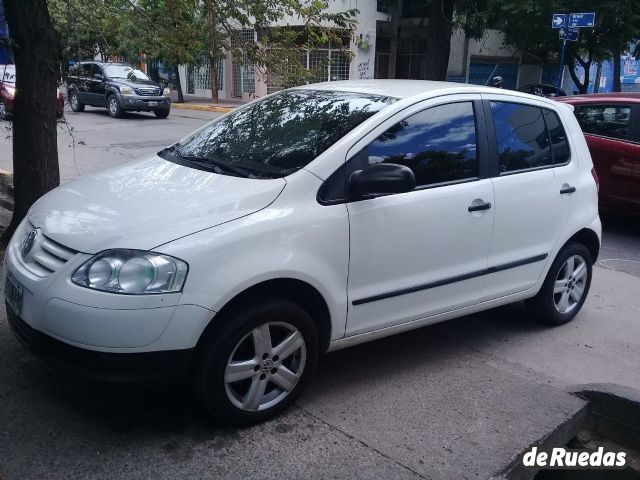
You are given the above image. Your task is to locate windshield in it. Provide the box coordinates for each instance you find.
[103,65,150,81]
[1,65,15,84]
[161,90,396,178]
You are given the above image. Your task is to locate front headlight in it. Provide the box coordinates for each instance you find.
[162,87,171,96]
[71,249,188,294]
[120,86,135,96]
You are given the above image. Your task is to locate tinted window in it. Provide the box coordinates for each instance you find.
[574,104,631,141]
[543,109,570,164]
[491,102,551,173]
[365,102,478,187]
[165,90,395,178]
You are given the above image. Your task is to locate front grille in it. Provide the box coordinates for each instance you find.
[18,222,78,277]
[134,87,161,96]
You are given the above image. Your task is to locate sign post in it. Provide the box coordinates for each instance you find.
[552,12,595,91]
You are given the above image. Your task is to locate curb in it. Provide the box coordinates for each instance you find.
[172,103,235,113]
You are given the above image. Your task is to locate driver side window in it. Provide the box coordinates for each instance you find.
[364,101,479,188]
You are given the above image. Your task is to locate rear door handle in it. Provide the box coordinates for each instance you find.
[468,202,492,212]
[560,186,576,194]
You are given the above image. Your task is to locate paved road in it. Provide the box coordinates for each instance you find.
[1,106,640,479]
[0,105,222,183]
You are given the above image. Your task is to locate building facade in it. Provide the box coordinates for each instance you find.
[177,0,556,101]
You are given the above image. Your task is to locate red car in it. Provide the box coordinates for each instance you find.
[1,64,65,119]
[558,93,640,217]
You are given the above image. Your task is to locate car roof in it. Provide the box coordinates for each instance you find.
[557,92,640,105]
[293,79,509,100]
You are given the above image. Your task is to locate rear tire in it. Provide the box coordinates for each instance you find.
[526,242,593,326]
[154,108,170,119]
[191,299,319,425]
[107,94,122,118]
[69,91,84,112]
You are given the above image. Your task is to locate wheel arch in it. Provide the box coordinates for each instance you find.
[565,228,600,262]
[194,278,332,356]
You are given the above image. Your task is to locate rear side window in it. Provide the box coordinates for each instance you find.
[573,104,631,141]
[491,102,551,173]
[491,102,570,173]
[365,101,479,187]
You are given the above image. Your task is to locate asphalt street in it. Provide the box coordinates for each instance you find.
[0,104,639,479]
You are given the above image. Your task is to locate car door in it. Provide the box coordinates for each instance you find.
[85,64,104,106]
[629,104,640,210]
[481,95,576,299]
[90,64,107,106]
[76,63,93,104]
[344,96,495,336]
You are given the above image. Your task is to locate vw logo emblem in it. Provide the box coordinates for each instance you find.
[21,229,38,258]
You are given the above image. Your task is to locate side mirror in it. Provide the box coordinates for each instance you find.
[349,163,416,198]
[93,73,103,80]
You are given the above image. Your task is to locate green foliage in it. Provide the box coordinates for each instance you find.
[493,0,640,92]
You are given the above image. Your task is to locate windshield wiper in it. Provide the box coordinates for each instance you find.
[174,150,257,179]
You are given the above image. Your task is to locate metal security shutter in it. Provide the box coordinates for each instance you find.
[468,62,518,89]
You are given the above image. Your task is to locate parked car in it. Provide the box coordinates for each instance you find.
[5,80,600,424]
[557,93,640,217]
[66,61,171,118]
[518,83,567,98]
[0,64,65,119]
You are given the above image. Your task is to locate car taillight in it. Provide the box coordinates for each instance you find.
[591,167,599,193]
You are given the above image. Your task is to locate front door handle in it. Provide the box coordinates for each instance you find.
[560,186,576,194]
[468,202,492,212]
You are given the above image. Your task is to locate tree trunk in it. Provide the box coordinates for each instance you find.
[423,0,454,80]
[3,0,60,238]
[611,43,622,93]
[388,0,402,79]
[173,64,184,103]
[567,54,590,94]
[207,7,218,102]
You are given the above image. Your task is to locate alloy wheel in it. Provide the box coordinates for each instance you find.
[70,94,78,109]
[553,254,588,314]
[224,321,306,412]
[109,98,118,115]
[0,101,5,118]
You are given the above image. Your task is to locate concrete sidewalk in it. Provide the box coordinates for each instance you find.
[0,266,639,479]
[171,96,243,113]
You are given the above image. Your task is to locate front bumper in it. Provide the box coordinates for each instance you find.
[117,94,171,111]
[7,303,192,383]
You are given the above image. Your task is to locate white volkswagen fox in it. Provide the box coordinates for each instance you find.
[5,80,600,424]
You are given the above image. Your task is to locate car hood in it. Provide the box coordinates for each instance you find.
[28,156,286,253]
[111,78,160,88]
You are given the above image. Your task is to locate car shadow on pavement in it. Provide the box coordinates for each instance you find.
[68,108,161,121]
[3,301,545,436]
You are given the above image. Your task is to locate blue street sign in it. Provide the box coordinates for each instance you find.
[552,14,567,29]
[568,12,596,28]
[559,27,579,42]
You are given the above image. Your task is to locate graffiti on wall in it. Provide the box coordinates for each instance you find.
[357,59,372,79]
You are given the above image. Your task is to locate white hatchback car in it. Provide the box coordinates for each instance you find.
[5,80,600,424]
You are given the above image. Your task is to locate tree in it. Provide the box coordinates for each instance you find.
[495,0,640,93]
[201,0,358,101]
[3,0,60,238]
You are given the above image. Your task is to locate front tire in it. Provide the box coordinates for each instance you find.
[154,108,170,118]
[526,242,593,325]
[107,94,122,118]
[69,91,84,112]
[192,300,319,425]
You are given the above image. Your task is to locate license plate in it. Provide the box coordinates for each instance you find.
[5,272,23,315]
[148,101,157,107]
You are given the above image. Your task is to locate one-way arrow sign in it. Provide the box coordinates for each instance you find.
[552,14,566,28]
[559,27,579,41]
